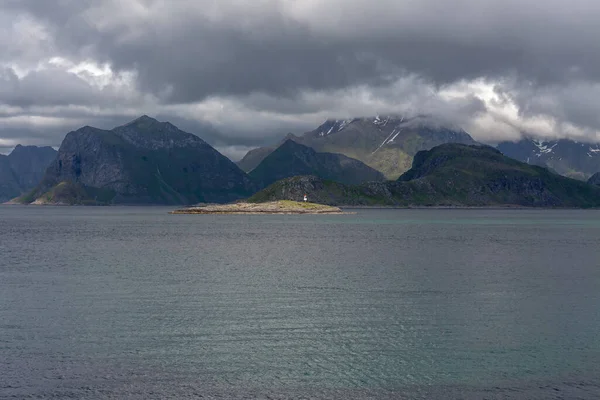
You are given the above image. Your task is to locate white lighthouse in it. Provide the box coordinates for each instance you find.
[303,194,308,202]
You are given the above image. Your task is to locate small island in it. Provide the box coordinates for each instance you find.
[170,200,346,215]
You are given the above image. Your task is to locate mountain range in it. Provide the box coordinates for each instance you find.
[497,138,600,180]
[238,115,478,179]
[0,145,57,202]
[249,143,600,208]
[5,115,600,207]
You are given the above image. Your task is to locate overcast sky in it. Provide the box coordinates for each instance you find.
[2,0,600,160]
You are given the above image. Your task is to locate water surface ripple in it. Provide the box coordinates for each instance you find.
[1,207,599,399]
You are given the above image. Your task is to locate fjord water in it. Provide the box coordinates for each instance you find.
[1,207,599,399]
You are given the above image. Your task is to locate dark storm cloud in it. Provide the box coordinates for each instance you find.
[2,0,600,148]
[501,80,600,132]
[10,0,599,101]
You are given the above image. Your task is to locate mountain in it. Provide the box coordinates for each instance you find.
[0,145,57,202]
[20,116,255,205]
[238,115,478,179]
[497,138,600,180]
[588,173,600,186]
[249,139,385,188]
[249,143,600,208]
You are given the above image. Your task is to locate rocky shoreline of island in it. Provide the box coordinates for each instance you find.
[170,200,348,215]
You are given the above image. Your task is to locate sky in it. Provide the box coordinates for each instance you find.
[2,0,600,160]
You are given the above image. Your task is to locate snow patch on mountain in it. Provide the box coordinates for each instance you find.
[317,119,353,136]
[388,129,402,143]
[372,117,407,154]
[373,115,391,127]
[528,139,600,159]
[531,139,558,157]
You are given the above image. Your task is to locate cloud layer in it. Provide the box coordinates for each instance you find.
[2,0,600,158]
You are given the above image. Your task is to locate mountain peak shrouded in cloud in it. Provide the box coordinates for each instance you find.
[2,0,600,150]
[237,114,478,179]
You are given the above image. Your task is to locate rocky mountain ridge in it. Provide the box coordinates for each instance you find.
[20,116,255,205]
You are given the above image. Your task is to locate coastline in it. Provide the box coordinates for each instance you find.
[3,201,599,210]
[341,204,600,210]
[170,200,350,215]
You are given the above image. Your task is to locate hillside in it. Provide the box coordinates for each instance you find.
[20,116,255,205]
[249,144,600,207]
[249,139,385,188]
[0,145,57,202]
[238,115,478,179]
[497,138,600,180]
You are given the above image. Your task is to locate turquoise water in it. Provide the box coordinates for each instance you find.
[1,206,599,399]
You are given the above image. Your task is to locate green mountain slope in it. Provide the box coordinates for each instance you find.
[249,144,600,207]
[238,116,477,179]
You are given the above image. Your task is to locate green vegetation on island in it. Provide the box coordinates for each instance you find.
[171,200,345,214]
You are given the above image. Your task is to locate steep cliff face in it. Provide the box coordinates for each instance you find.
[249,144,600,208]
[41,127,128,193]
[22,116,255,205]
[0,145,57,202]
